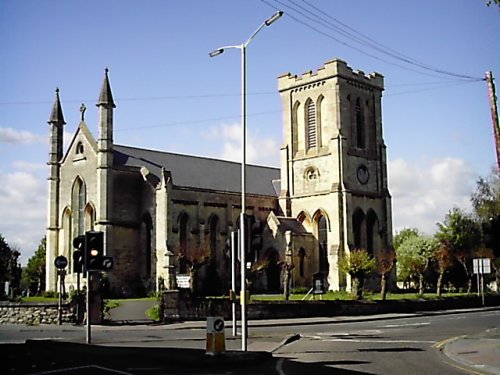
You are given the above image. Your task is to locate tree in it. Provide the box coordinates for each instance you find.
[471,170,500,222]
[393,228,420,250]
[436,208,481,292]
[377,247,396,300]
[23,237,46,296]
[396,234,437,296]
[433,240,454,296]
[339,249,376,300]
[0,234,22,299]
[471,170,500,257]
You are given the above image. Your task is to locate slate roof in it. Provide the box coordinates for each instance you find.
[275,217,309,234]
[114,145,280,197]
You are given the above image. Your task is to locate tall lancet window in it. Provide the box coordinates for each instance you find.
[305,99,317,150]
[72,178,86,236]
[355,98,365,149]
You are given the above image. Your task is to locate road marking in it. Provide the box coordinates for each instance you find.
[381,322,430,328]
[432,335,463,349]
[311,336,435,344]
[314,329,382,336]
[276,358,286,375]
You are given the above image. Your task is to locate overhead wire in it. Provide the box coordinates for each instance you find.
[0,91,277,106]
[261,0,484,82]
[0,110,282,143]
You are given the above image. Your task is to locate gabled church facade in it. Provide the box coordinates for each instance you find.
[46,59,393,297]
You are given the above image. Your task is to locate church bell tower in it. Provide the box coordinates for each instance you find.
[278,59,393,291]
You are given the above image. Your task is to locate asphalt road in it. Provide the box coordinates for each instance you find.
[1,308,499,374]
[271,309,500,374]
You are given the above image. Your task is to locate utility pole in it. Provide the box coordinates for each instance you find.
[486,71,500,170]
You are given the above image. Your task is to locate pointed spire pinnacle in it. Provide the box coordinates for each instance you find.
[48,87,66,125]
[97,67,116,108]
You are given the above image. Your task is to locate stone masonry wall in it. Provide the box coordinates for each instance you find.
[0,302,74,325]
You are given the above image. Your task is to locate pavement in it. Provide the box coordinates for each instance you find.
[440,327,500,375]
[2,306,500,374]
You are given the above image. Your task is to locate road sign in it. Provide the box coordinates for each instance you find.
[213,318,224,333]
[54,255,68,269]
[101,256,114,271]
[473,258,491,274]
[206,316,226,355]
[206,316,225,333]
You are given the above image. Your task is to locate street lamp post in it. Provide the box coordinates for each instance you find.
[209,10,283,352]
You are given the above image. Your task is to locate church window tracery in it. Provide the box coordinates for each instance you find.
[305,167,319,181]
[71,177,86,236]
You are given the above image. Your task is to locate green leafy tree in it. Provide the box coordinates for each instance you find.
[433,240,454,296]
[23,237,46,296]
[471,170,500,290]
[393,228,420,250]
[339,249,376,300]
[0,234,22,299]
[436,208,481,292]
[471,170,500,222]
[397,234,437,296]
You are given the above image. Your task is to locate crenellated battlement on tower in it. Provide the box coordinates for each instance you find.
[278,58,384,92]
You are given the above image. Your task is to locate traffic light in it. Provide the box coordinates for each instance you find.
[72,235,85,273]
[85,231,104,271]
[250,220,263,252]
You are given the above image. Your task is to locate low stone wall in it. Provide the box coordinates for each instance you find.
[164,292,500,322]
[0,302,74,325]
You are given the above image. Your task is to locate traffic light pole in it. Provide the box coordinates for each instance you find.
[231,230,238,337]
[86,269,91,344]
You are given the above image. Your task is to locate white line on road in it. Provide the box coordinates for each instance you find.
[380,322,430,328]
[310,336,435,344]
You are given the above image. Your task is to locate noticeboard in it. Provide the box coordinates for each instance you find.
[176,274,191,289]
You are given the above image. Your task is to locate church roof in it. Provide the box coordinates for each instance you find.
[113,144,280,197]
[274,216,308,234]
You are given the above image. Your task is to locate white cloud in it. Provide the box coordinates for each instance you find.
[388,157,476,236]
[211,123,280,167]
[13,161,47,173]
[0,170,47,266]
[0,127,47,144]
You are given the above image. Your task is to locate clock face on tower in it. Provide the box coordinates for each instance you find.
[357,165,369,184]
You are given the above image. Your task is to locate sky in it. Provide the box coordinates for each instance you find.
[0,0,499,266]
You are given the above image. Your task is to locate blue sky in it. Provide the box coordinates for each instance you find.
[1,0,499,265]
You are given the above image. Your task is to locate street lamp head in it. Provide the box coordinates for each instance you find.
[209,48,224,58]
[265,10,283,26]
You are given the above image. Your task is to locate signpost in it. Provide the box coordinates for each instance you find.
[54,255,68,325]
[473,258,491,306]
[206,316,226,355]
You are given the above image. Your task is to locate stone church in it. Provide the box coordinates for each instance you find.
[46,59,393,297]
